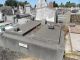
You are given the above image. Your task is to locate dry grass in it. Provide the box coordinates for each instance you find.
[17,57,41,60]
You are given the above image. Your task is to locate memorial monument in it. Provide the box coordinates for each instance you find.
[36,0,48,20]
[36,0,56,23]
[24,4,31,14]
[19,6,24,14]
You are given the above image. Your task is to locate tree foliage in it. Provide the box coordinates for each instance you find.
[0,4,3,7]
[53,1,58,7]
[17,2,25,6]
[5,0,17,7]
[24,1,29,5]
[17,1,29,6]
[5,0,29,7]
[59,3,64,7]
[4,0,80,8]
[65,1,76,7]
[77,4,80,7]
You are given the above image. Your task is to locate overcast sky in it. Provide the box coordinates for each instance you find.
[0,0,80,7]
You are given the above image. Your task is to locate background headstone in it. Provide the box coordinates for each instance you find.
[19,6,24,14]
[24,4,31,14]
[36,0,56,23]
[36,0,48,20]
[0,11,3,22]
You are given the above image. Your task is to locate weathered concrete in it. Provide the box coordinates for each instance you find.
[0,21,64,60]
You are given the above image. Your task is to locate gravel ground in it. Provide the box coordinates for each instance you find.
[0,47,41,60]
[0,47,27,60]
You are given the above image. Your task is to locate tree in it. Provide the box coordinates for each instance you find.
[77,4,80,7]
[17,1,29,6]
[71,3,76,7]
[17,2,25,6]
[5,0,18,7]
[53,1,58,7]
[65,1,71,7]
[0,4,3,7]
[34,4,36,8]
[65,1,76,7]
[59,3,64,7]
[24,1,29,4]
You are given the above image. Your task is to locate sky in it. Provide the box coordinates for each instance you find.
[0,0,80,7]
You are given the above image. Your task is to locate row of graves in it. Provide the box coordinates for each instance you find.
[0,0,80,60]
[35,0,80,60]
[55,7,80,60]
[0,0,65,60]
[35,1,80,24]
[0,4,33,32]
[60,8,80,60]
[70,8,80,24]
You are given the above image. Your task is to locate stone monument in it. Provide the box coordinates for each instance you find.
[19,6,24,14]
[24,4,31,14]
[12,8,15,15]
[36,0,48,20]
[36,0,56,23]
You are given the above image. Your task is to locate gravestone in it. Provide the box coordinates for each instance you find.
[46,9,56,23]
[79,9,80,14]
[36,0,56,23]
[24,4,31,14]
[36,0,47,20]
[0,11,3,22]
[19,6,24,14]
[12,8,15,15]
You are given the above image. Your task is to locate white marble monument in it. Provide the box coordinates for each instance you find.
[36,0,47,20]
[19,6,24,14]
[12,8,15,15]
[36,0,56,22]
[24,4,31,14]
[0,11,3,22]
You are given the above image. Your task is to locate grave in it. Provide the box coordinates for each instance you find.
[0,21,64,60]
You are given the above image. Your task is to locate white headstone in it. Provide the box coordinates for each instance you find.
[0,11,3,22]
[36,0,56,22]
[36,0,48,20]
[37,0,47,8]
[12,8,15,15]
[46,9,56,22]
[79,10,80,14]
[19,6,24,14]
[24,4,31,14]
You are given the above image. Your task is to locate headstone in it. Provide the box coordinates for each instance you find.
[36,0,47,8]
[46,9,56,23]
[12,8,15,15]
[36,0,47,20]
[24,4,31,14]
[79,10,80,14]
[36,0,56,23]
[6,15,14,23]
[58,11,71,23]
[19,6,24,14]
[0,11,3,22]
